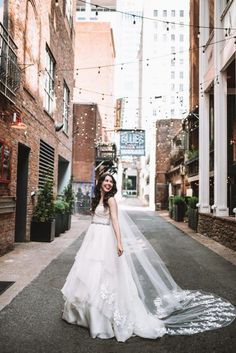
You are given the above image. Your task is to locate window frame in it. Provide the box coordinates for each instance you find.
[44,46,55,116]
[65,0,73,26]
[63,80,70,134]
[0,140,11,184]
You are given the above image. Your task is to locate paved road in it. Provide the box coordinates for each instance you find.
[0,210,235,353]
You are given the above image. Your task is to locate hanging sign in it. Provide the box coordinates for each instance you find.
[119,129,145,156]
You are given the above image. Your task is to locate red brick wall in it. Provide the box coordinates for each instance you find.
[0,0,75,255]
[73,104,102,183]
[155,119,183,209]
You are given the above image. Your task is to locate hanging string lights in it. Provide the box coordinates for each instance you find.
[78,0,236,34]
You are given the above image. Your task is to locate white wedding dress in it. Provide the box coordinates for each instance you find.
[61,205,236,342]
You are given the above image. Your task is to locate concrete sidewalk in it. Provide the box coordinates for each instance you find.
[157,210,236,267]
[0,215,90,311]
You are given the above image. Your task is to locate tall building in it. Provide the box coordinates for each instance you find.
[0,0,75,255]
[73,21,116,142]
[197,0,236,248]
[76,0,144,198]
[140,0,190,209]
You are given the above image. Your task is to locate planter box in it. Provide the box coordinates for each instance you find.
[173,204,185,222]
[65,213,71,231]
[30,219,55,242]
[188,208,198,231]
[55,213,63,236]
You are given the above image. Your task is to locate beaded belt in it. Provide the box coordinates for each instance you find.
[91,221,110,226]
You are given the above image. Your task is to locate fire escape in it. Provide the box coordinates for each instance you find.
[0,23,21,108]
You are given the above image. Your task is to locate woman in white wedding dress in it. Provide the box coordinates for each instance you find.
[61,173,236,342]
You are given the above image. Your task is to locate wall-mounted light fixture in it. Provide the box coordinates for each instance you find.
[11,112,27,130]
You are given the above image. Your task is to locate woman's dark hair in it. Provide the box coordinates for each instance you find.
[91,173,117,212]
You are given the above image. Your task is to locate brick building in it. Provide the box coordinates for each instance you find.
[155,119,183,209]
[72,103,101,212]
[0,0,75,255]
[73,21,116,142]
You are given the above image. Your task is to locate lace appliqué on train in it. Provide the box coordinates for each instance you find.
[154,290,236,335]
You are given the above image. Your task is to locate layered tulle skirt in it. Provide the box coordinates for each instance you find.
[61,223,166,342]
[62,216,236,342]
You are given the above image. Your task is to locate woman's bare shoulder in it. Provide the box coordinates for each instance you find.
[108,197,117,207]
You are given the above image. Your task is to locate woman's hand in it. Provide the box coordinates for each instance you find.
[117,242,123,257]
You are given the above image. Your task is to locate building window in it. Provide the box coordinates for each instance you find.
[180,10,184,17]
[171,10,175,17]
[179,58,184,65]
[0,140,11,183]
[65,0,73,26]
[180,34,184,41]
[208,0,214,35]
[163,10,167,17]
[162,33,167,41]
[171,59,175,66]
[171,34,175,41]
[171,71,175,79]
[44,46,55,115]
[171,96,175,104]
[171,46,175,53]
[171,109,175,116]
[180,71,184,79]
[63,81,70,134]
[154,33,158,41]
[153,9,158,17]
[153,109,157,116]
[171,83,175,91]
[179,84,183,92]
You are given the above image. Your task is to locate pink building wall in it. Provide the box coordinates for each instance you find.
[74,22,116,142]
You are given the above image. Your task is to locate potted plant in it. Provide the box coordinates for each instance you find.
[168,196,174,219]
[30,179,55,242]
[54,199,66,236]
[173,195,186,222]
[63,178,75,231]
[188,196,198,231]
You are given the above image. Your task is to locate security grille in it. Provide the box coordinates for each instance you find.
[38,140,54,189]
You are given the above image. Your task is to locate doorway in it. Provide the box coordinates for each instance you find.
[15,143,30,242]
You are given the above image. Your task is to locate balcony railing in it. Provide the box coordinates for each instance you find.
[0,23,21,103]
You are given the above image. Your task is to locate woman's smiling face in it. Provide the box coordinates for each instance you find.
[101,175,114,193]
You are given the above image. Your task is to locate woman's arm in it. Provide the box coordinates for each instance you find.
[108,197,123,256]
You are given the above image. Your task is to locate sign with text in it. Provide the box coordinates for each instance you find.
[119,130,145,156]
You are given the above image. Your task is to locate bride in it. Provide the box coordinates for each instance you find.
[61,173,236,342]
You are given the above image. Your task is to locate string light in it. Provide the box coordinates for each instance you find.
[78,0,236,32]
[51,35,234,73]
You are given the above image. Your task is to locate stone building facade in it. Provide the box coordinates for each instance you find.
[0,0,75,255]
[197,0,236,249]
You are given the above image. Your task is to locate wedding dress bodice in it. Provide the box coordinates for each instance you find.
[91,204,110,225]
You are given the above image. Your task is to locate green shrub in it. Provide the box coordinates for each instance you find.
[54,199,66,214]
[63,178,75,214]
[188,196,198,209]
[32,179,55,222]
[173,195,186,206]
